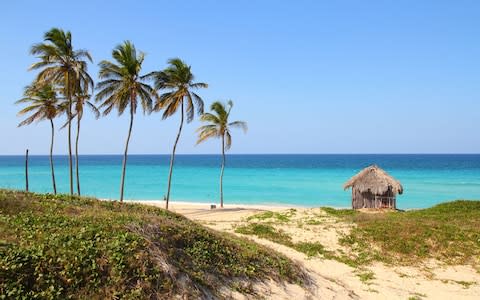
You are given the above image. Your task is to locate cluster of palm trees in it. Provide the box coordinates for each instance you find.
[16,28,247,209]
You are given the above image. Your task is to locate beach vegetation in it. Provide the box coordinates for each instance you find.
[247,210,276,220]
[452,280,476,289]
[336,200,480,266]
[305,219,323,225]
[71,91,99,196]
[196,100,247,207]
[246,209,296,223]
[235,223,334,258]
[15,84,60,195]
[29,28,93,196]
[322,207,357,217]
[294,242,330,257]
[356,270,375,284]
[95,41,156,202]
[238,202,480,270]
[235,223,293,246]
[0,189,309,299]
[150,58,207,209]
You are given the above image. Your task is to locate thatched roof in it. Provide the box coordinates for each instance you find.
[343,165,403,195]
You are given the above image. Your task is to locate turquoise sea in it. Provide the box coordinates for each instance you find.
[0,154,479,209]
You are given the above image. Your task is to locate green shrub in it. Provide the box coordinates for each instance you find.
[0,189,308,299]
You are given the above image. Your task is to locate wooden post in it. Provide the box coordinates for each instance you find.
[25,149,29,192]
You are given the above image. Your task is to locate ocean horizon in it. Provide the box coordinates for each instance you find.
[1,154,479,209]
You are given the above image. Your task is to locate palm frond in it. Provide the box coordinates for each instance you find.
[151,58,207,122]
[191,82,208,89]
[96,41,154,117]
[29,27,94,109]
[196,99,247,151]
[191,92,204,115]
[228,121,248,133]
[18,111,44,127]
[210,101,227,120]
[196,126,220,144]
[185,93,195,123]
[16,83,60,125]
[86,101,101,119]
[162,98,182,120]
[200,113,220,124]
[225,131,232,150]
[75,49,93,63]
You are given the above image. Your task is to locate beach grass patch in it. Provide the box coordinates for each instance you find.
[305,219,323,225]
[247,210,275,221]
[0,189,309,299]
[293,242,331,257]
[235,223,293,246]
[246,209,296,223]
[336,200,480,266]
[321,207,357,218]
[235,223,340,260]
[356,270,375,284]
[452,280,476,289]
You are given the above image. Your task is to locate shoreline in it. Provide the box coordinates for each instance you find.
[106,198,352,210]
[83,196,426,211]
[124,200,296,213]
[125,200,293,221]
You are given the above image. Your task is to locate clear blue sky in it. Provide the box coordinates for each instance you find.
[1,0,479,154]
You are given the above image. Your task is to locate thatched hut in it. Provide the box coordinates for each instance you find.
[343,165,403,209]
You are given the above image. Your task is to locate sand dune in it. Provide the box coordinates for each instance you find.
[130,200,480,299]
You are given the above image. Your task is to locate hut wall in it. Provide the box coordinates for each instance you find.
[352,188,376,209]
[351,188,396,209]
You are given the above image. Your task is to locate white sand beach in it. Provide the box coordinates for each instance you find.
[130,200,480,299]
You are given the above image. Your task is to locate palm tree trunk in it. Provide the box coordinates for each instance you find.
[50,119,57,195]
[220,134,225,208]
[75,115,81,196]
[66,73,73,195]
[165,100,184,210]
[120,104,134,203]
[68,110,73,195]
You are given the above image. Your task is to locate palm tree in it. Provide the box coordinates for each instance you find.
[73,92,100,195]
[95,41,155,202]
[196,101,247,208]
[16,84,60,194]
[30,28,93,195]
[151,58,207,209]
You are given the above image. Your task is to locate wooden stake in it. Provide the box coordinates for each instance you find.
[25,149,29,192]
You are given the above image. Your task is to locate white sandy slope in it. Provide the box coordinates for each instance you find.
[128,200,480,299]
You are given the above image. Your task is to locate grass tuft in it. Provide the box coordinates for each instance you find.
[247,209,297,223]
[356,270,375,284]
